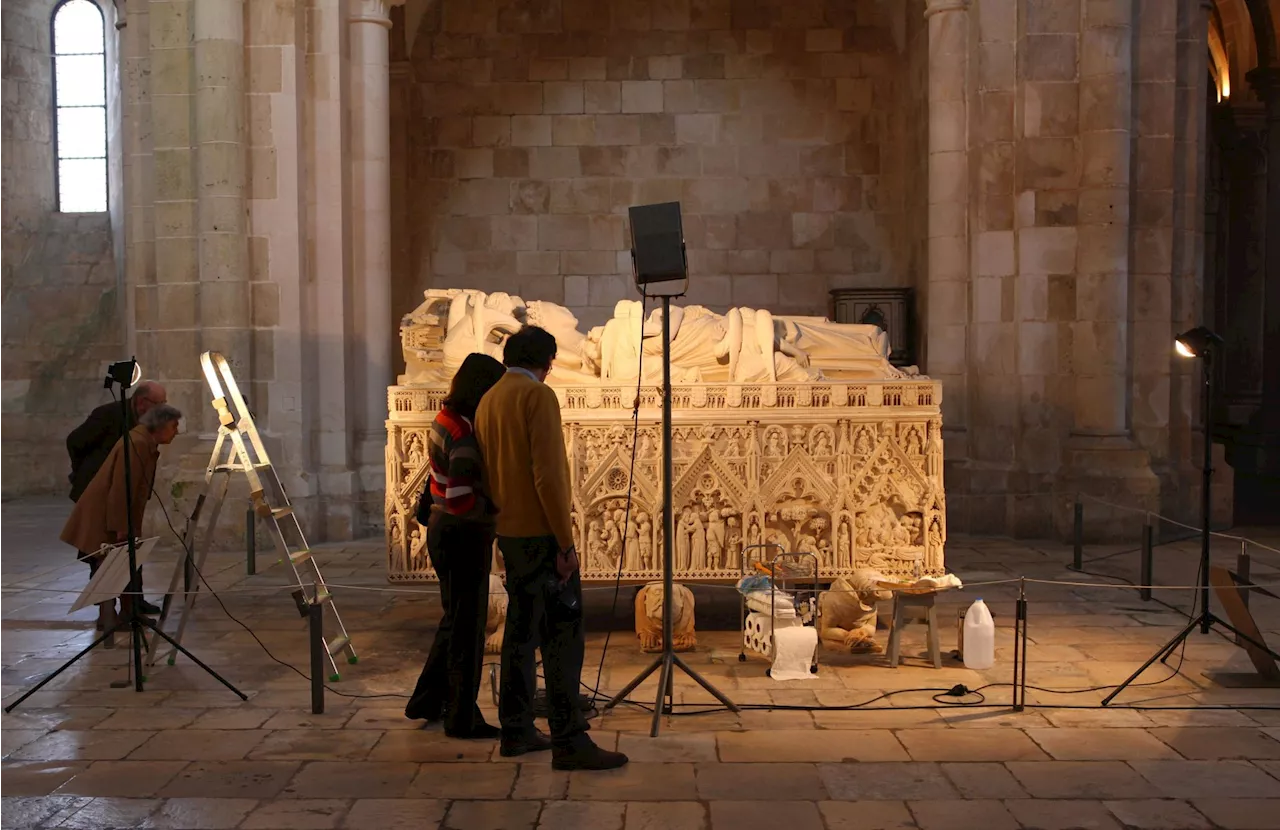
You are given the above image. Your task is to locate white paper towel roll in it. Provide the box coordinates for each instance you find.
[769,625,818,681]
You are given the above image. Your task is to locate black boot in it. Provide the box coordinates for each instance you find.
[551,737,629,771]
[499,728,553,758]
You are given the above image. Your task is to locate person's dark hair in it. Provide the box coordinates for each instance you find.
[503,325,558,371]
[443,353,506,419]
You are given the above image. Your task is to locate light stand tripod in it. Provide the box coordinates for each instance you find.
[5,358,245,712]
[1102,328,1280,706]
[604,202,737,736]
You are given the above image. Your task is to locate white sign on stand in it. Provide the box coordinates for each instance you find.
[69,537,160,614]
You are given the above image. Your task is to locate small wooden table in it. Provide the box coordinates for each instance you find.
[881,584,942,669]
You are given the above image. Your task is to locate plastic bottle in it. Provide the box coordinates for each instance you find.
[962,598,995,670]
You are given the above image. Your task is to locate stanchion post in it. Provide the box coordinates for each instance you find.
[309,597,324,714]
[1237,542,1250,648]
[1071,499,1083,570]
[245,508,256,576]
[1140,521,1154,602]
[1014,579,1028,712]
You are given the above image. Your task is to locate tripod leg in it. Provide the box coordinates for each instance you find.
[1101,616,1200,706]
[604,655,663,711]
[141,619,247,700]
[3,629,117,712]
[650,654,673,738]
[672,654,740,712]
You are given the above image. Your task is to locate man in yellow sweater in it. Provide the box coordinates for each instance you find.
[475,326,629,771]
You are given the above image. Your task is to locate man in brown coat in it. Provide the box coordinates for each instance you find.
[62,404,182,633]
[67,380,168,614]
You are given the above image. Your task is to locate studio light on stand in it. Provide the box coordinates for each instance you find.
[5,358,245,712]
[603,202,739,736]
[1102,326,1280,704]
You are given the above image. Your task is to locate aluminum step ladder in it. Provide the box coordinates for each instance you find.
[147,352,358,681]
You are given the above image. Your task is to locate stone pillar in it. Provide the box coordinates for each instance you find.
[923,0,970,462]
[1064,0,1158,537]
[349,0,402,484]
[1237,66,1280,518]
[1073,0,1132,437]
[194,0,251,426]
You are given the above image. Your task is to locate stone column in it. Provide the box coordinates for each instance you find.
[923,0,970,456]
[1238,66,1280,516]
[1073,0,1132,439]
[194,0,251,423]
[349,0,402,481]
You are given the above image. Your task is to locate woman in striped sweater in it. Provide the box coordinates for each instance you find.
[405,352,507,739]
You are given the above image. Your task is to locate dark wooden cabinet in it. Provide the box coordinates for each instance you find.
[828,288,916,367]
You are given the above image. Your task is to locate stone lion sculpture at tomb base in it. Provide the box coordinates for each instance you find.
[387,288,947,587]
[819,570,893,654]
[485,574,508,654]
[634,582,697,653]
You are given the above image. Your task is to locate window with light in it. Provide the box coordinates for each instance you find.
[52,0,107,213]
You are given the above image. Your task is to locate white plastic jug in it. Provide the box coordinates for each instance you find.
[962,599,995,670]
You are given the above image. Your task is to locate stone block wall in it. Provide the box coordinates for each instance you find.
[399,0,924,331]
[1,0,125,498]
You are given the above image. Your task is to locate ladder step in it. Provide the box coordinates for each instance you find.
[270,506,294,520]
[326,635,350,657]
[313,590,333,605]
[213,461,272,473]
[289,549,312,566]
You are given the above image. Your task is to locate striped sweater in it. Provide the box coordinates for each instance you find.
[418,406,494,525]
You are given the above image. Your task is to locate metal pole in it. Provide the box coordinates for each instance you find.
[1140,521,1154,602]
[1199,350,1214,634]
[1071,499,1083,570]
[653,294,676,734]
[309,597,325,714]
[1237,542,1250,647]
[245,508,256,576]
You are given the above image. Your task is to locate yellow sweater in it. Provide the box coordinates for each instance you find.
[474,371,574,548]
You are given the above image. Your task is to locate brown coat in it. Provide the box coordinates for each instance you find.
[60,425,160,556]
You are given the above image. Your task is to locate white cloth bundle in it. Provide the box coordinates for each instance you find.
[745,589,796,617]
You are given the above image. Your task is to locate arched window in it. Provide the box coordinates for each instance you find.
[52,0,107,213]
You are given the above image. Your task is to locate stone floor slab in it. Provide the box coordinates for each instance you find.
[896,728,1048,762]
[340,798,447,829]
[708,800,824,830]
[817,801,917,830]
[511,764,570,800]
[537,800,626,830]
[157,761,302,799]
[1103,799,1213,829]
[94,708,204,731]
[0,760,90,795]
[818,762,956,801]
[56,797,162,829]
[55,760,188,797]
[0,795,91,829]
[187,709,276,730]
[129,729,268,761]
[1023,728,1181,761]
[12,729,152,761]
[366,729,495,762]
[615,732,718,763]
[247,729,382,762]
[139,797,259,829]
[1004,798,1122,830]
[907,799,1020,830]
[281,760,418,799]
[1129,759,1280,799]
[240,798,350,829]
[1006,761,1160,799]
[695,761,826,801]
[717,728,908,762]
[623,802,708,830]
[406,762,517,799]
[443,800,542,830]
[565,762,698,801]
[1148,727,1280,760]
[1191,798,1280,829]
[940,761,1028,798]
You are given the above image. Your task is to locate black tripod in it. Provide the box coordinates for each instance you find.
[604,290,738,736]
[5,358,244,712]
[1102,330,1280,706]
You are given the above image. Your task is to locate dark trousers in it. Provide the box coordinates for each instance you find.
[497,535,588,747]
[406,518,492,730]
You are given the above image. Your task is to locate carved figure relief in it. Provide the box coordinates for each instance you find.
[386,290,945,582]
